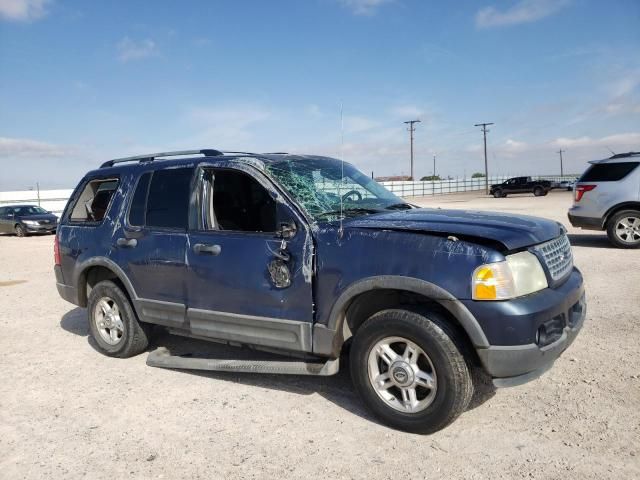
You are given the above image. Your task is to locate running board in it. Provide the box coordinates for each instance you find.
[146,347,340,376]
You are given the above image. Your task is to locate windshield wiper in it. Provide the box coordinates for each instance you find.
[316,207,383,219]
[384,202,414,210]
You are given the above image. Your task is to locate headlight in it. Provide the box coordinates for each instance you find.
[472,251,548,300]
[21,220,38,225]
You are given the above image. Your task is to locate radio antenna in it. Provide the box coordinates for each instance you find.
[338,101,345,237]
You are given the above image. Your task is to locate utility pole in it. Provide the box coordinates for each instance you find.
[474,122,494,194]
[433,154,436,178]
[404,119,421,180]
[557,149,565,178]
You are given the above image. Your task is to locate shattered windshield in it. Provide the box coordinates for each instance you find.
[266,158,407,221]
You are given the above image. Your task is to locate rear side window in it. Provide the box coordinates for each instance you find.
[580,162,639,182]
[69,178,119,223]
[145,168,194,230]
[128,172,152,227]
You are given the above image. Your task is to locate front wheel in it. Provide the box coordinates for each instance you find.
[606,210,640,249]
[492,189,503,198]
[87,280,151,357]
[350,309,473,434]
[533,187,544,196]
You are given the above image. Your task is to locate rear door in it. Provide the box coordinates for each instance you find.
[113,167,194,330]
[184,166,314,352]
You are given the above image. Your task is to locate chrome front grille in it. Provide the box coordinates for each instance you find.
[534,234,573,281]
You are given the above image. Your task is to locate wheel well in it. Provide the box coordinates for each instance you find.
[78,266,125,307]
[342,289,478,363]
[604,202,640,227]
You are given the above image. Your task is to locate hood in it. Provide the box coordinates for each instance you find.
[344,208,563,250]
[17,213,58,222]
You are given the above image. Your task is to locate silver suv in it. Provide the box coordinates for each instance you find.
[568,152,640,248]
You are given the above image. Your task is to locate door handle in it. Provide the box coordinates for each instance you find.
[193,243,221,256]
[116,237,138,248]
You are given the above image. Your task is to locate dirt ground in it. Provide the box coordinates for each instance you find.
[1,190,638,479]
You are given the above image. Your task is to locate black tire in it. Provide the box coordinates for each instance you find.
[492,189,503,198]
[350,309,473,434]
[15,224,26,237]
[606,210,640,249]
[533,186,544,197]
[87,280,151,357]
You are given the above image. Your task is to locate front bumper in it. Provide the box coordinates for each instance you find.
[467,268,586,387]
[23,223,57,233]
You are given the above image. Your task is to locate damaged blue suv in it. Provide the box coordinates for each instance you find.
[55,150,585,433]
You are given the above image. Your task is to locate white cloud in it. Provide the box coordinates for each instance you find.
[389,105,425,119]
[343,115,379,134]
[117,37,158,62]
[551,132,640,150]
[338,0,393,16]
[0,136,74,157]
[184,105,273,147]
[305,104,323,117]
[475,0,570,28]
[0,0,49,22]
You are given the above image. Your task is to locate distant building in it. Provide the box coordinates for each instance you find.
[375,175,412,182]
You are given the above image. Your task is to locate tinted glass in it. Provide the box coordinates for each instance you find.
[146,168,194,229]
[580,162,639,182]
[128,172,151,226]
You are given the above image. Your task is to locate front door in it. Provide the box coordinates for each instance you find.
[185,166,314,352]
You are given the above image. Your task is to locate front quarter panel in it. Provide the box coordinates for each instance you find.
[313,225,503,326]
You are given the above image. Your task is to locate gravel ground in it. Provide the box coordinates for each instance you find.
[1,190,638,479]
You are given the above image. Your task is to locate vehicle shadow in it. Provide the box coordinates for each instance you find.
[60,307,495,428]
[567,233,612,249]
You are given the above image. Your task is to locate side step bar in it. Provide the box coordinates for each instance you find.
[146,347,340,376]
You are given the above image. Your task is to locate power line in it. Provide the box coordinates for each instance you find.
[474,122,494,194]
[404,119,421,180]
[557,149,565,177]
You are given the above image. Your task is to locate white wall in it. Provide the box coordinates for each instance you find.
[0,189,73,215]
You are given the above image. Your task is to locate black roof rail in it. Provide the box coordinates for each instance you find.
[262,152,289,155]
[100,149,223,168]
[609,151,640,159]
[221,151,258,155]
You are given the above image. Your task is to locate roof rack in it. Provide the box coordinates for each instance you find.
[100,149,223,168]
[609,151,640,159]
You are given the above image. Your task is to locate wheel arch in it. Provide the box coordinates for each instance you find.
[312,276,489,357]
[75,257,138,308]
[603,202,640,228]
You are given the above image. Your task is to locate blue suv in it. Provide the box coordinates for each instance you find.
[55,150,586,433]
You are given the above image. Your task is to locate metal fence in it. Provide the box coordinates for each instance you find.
[0,175,579,215]
[380,175,578,197]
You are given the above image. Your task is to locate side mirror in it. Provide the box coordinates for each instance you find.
[277,221,297,239]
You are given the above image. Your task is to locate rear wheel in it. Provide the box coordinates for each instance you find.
[350,309,473,434]
[14,224,26,237]
[533,186,544,196]
[87,280,151,357]
[606,210,640,249]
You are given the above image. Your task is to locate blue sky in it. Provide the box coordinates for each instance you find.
[0,0,639,189]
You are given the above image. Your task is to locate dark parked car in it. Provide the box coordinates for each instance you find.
[490,176,552,198]
[55,150,585,433]
[0,204,58,236]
